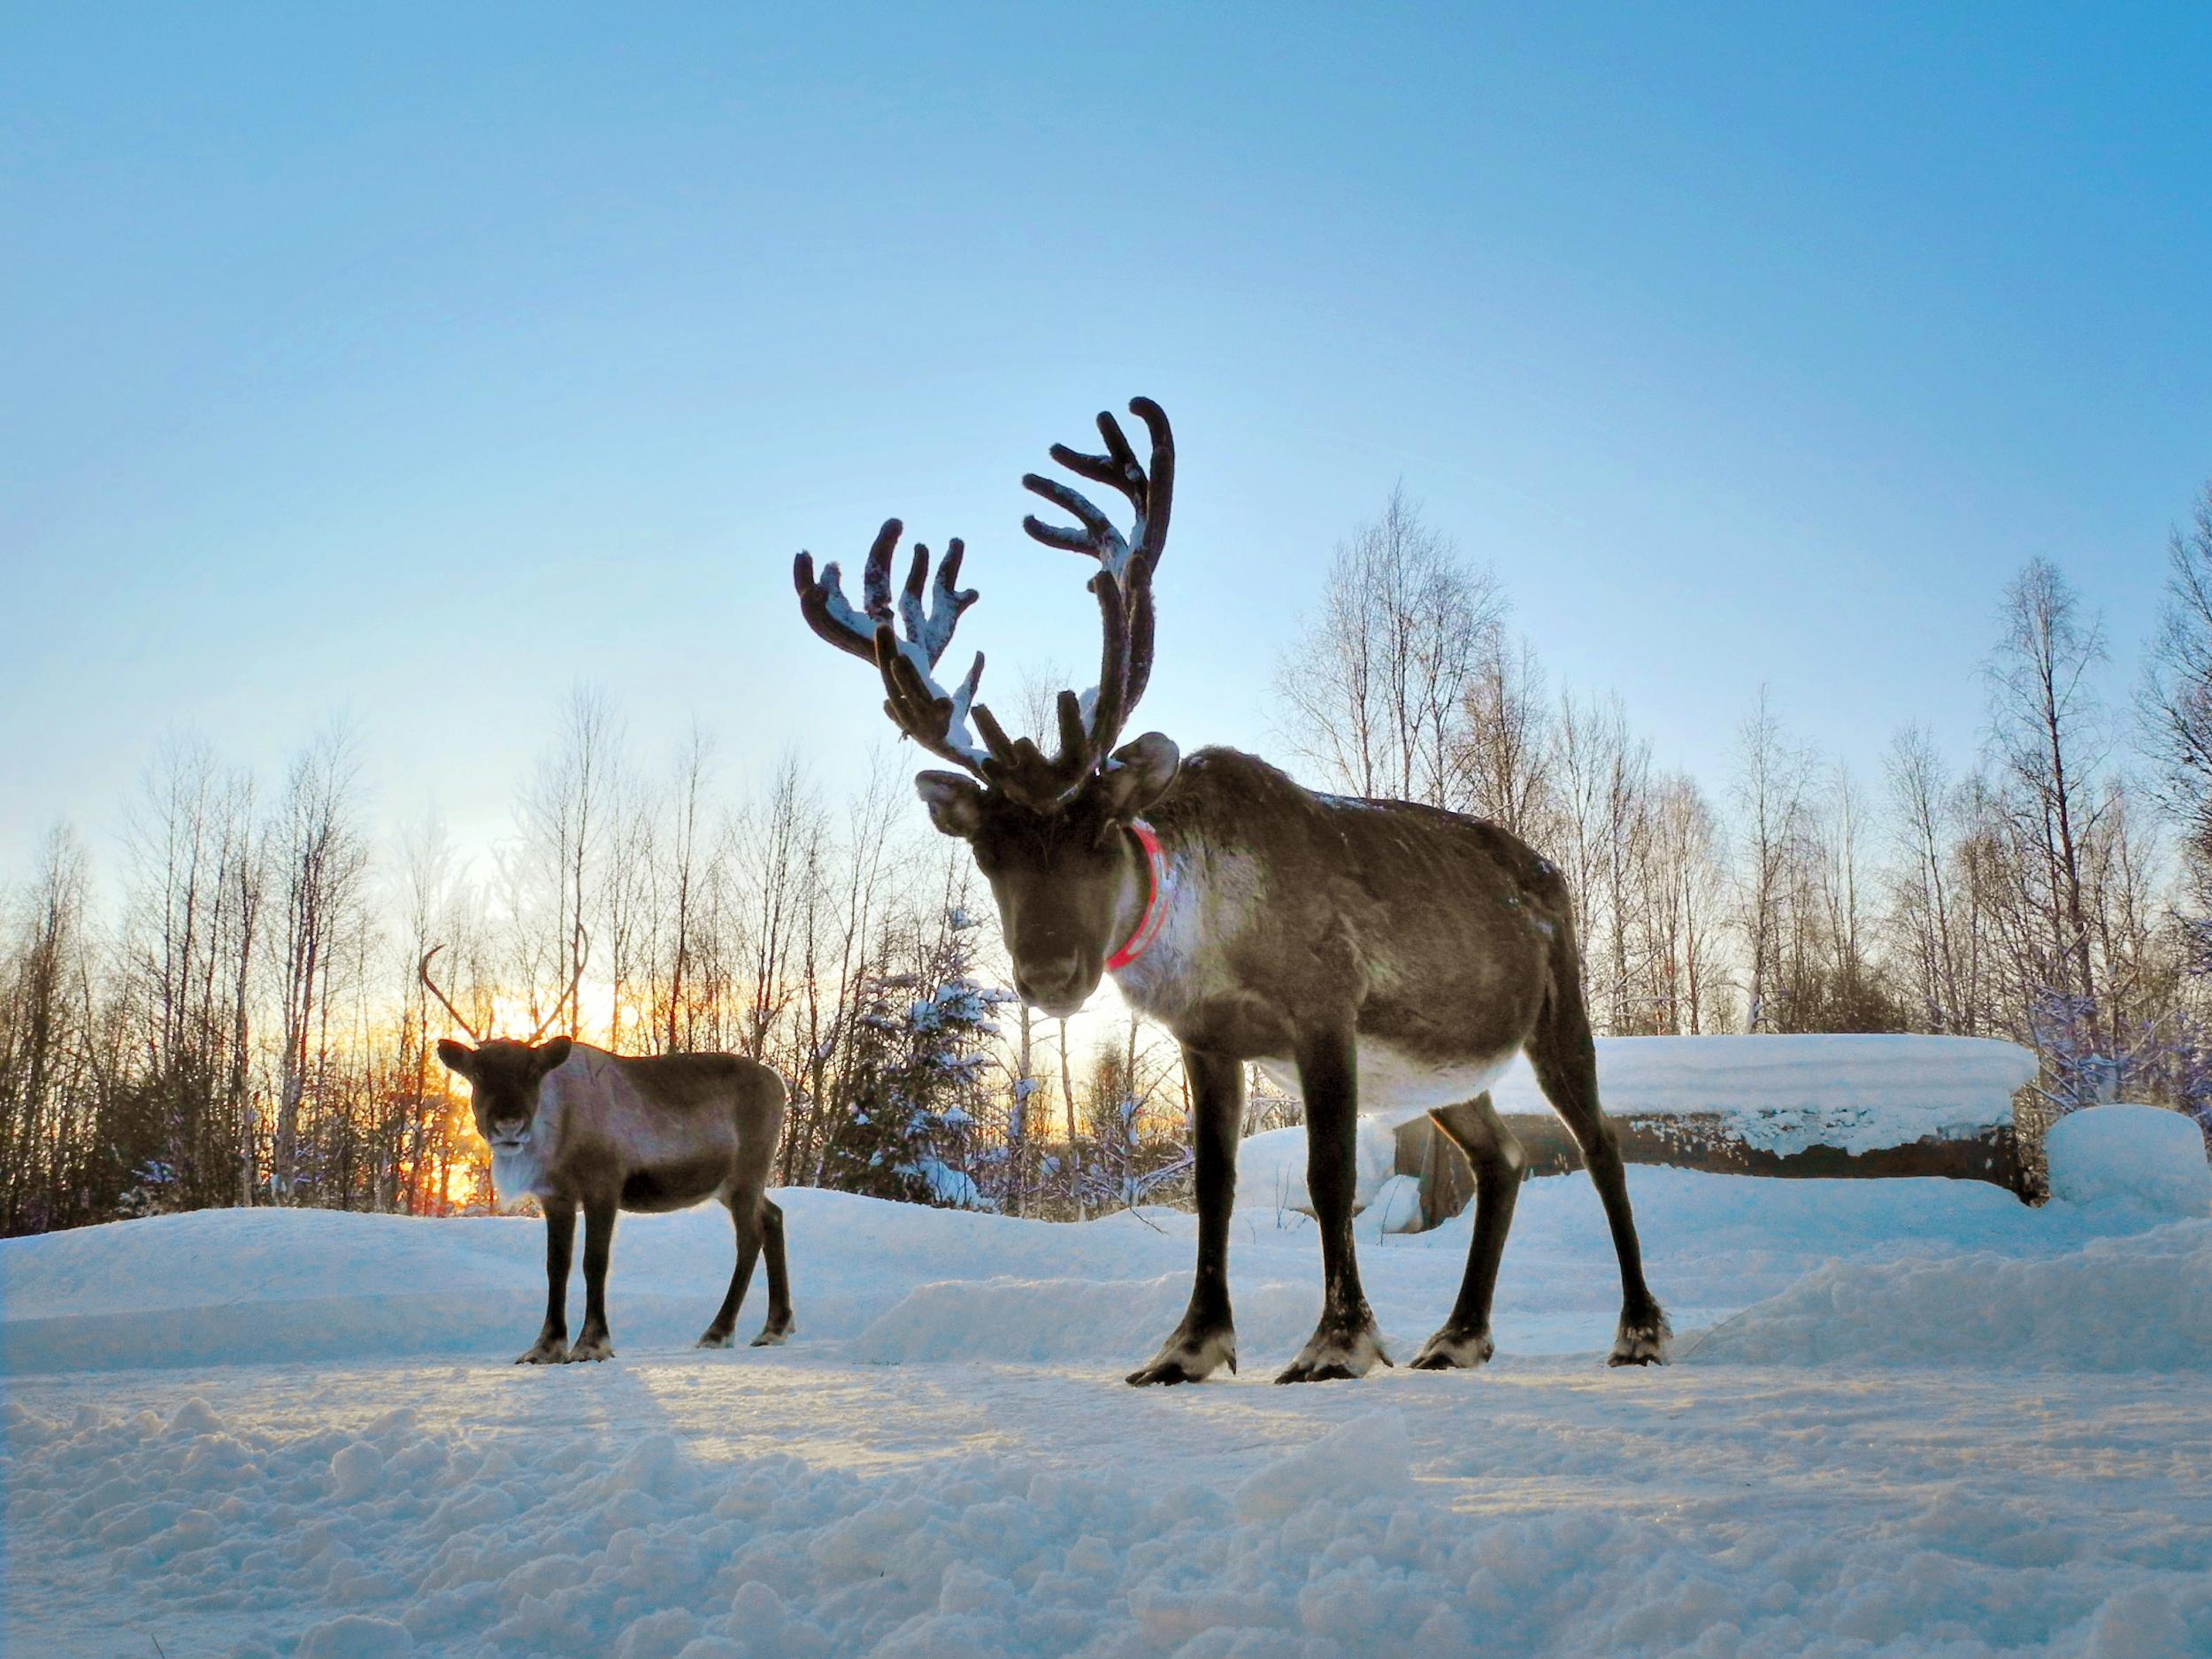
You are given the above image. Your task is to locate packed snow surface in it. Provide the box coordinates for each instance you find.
[6,1164,2208,1656]
[1485,1033,2039,1154]
[2044,1102,2212,1216]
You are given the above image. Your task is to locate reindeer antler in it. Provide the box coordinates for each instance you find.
[793,397,1174,809]
[526,933,592,1044]
[977,397,1174,807]
[795,520,988,772]
[419,946,483,1042]
[420,939,591,1046]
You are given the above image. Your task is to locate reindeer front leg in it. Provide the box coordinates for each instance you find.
[1127,1046,1241,1385]
[567,1197,618,1362]
[1279,1025,1389,1383]
[518,1199,574,1364]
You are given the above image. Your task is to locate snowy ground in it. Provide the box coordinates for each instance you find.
[5,1164,2209,1658]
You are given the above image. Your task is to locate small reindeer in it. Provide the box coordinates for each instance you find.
[795,398,1666,1383]
[422,949,794,1363]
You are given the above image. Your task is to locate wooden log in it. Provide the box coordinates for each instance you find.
[1402,1118,1474,1232]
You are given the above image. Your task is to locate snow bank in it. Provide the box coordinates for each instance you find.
[4,1164,2177,1379]
[1490,1033,2037,1155]
[2046,1103,2212,1216]
[1234,1118,1398,1216]
[1689,1219,2212,1371]
[1363,1172,1423,1234]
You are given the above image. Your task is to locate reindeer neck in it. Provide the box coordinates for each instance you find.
[1102,767,1250,1021]
[534,1062,569,1148]
[1102,821,1164,970]
[1099,746,1337,1032]
[1104,832,1193,1011]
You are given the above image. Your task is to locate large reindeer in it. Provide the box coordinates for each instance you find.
[422,949,794,1363]
[795,398,1666,1385]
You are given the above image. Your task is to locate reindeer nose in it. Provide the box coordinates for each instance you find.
[1019,952,1089,1010]
[491,1113,526,1139]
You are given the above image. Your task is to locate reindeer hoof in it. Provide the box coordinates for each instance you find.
[566,1336,615,1363]
[1275,1322,1389,1384]
[1608,1311,1671,1367]
[1126,1322,1236,1386]
[515,1340,569,1365]
[696,1330,734,1349]
[1410,1325,1494,1371]
[1125,1352,1220,1386]
[749,1321,794,1348]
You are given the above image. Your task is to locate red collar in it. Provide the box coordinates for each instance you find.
[1106,819,1169,972]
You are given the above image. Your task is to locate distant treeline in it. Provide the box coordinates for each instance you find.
[0,694,1202,1237]
[4,484,2209,1234]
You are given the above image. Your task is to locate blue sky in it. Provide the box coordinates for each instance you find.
[4,4,2208,877]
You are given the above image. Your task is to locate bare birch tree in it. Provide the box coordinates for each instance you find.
[2142,483,2212,906]
[1458,630,1560,843]
[1985,557,2110,1094]
[1274,486,1502,805]
[1883,726,1976,1033]
[522,685,618,1040]
[269,724,371,1201]
[1732,689,1816,1033]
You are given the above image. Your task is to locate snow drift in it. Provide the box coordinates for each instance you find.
[10,1164,2170,1379]
[1688,1219,2212,1371]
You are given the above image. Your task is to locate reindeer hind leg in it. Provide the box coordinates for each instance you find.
[698,1191,763,1349]
[1410,1094,1523,1370]
[750,1197,795,1346]
[1525,973,1669,1365]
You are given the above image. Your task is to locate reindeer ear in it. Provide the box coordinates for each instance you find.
[1093,733,1180,821]
[533,1037,573,1076]
[915,771,987,839]
[434,1039,476,1079]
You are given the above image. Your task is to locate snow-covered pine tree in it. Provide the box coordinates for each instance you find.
[818,902,1011,1207]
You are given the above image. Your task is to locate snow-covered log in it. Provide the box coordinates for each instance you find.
[1398,1034,2042,1229]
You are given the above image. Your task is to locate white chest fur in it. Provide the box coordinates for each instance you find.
[488,1071,562,1210]
[1254,1042,1518,1130]
[488,1140,552,1210]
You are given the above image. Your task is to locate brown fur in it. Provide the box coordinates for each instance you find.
[1127,749,1565,1060]
[803,394,1659,1384]
[925,743,1668,1384]
[436,1038,794,1363]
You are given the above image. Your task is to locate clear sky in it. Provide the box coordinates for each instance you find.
[4,3,2208,879]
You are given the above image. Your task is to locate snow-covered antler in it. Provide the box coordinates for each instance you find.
[794,519,988,772]
[972,397,1176,808]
